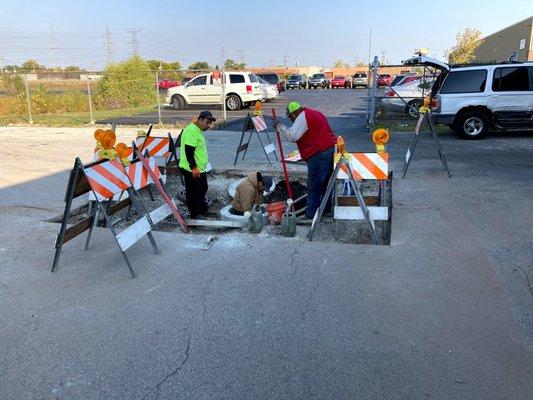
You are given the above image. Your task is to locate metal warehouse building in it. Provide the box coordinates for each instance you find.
[475,16,533,62]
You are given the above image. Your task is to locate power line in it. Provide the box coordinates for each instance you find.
[126,28,141,56]
[103,26,115,64]
[49,23,60,69]
[237,48,246,64]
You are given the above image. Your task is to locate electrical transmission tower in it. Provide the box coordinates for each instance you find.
[103,26,115,64]
[50,23,60,70]
[220,47,225,68]
[126,28,142,56]
[282,53,288,68]
[237,49,246,64]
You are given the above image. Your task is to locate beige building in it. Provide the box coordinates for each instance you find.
[475,16,533,62]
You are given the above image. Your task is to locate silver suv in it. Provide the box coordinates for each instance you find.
[308,73,330,89]
[404,56,533,139]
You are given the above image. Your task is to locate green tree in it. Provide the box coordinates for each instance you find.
[188,61,210,70]
[355,62,367,68]
[224,59,246,70]
[95,55,155,109]
[445,28,483,64]
[333,60,350,68]
[147,59,183,80]
[21,59,46,72]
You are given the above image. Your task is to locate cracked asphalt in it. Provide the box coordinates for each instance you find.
[1,89,532,399]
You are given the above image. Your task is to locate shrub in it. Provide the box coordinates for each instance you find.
[95,56,155,110]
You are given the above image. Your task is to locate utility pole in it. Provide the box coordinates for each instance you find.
[103,26,115,64]
[367,28,372,65]
[50,23,60,70]
[282,53,288,68]
[126,28,141,56]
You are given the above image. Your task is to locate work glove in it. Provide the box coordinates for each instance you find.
[191,167,201,179]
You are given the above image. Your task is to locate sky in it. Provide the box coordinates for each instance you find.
[0,0,532,70]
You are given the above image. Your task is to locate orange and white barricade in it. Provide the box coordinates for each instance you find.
[52,157,161,278]
[309,150,392,245]
[234,112,278,165]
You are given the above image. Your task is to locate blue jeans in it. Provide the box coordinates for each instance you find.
[306,147,334,218]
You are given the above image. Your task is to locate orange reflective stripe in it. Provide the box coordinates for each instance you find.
[87,178,114,199]
[355,153,387,179]
[91,164,129,191]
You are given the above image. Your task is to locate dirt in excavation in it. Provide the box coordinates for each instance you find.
[266,181,308,203]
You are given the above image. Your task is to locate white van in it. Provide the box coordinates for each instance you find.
[166,71,263,111]
[403,56,533,139]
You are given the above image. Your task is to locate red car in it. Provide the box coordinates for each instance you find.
[377,74,393,87]
[157,79,179,89]
[331,75,351,89]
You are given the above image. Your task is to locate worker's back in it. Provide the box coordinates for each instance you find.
[233,172,262,213]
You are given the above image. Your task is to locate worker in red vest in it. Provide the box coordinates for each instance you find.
[274,101,337,218]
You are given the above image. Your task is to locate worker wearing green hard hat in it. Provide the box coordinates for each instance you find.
[273,101,337,219]
[286,101,301,115]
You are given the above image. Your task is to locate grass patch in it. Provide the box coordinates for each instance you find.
[0,106,186,129]
[374,117,452,133]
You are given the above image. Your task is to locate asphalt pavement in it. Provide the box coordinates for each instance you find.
[96,88,369,132]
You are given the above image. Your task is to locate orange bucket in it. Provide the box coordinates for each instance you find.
[266,201,286,225]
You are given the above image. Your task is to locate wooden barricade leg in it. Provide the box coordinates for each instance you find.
[255,131,273,166]
[308,162,341,241]
[401,116,423,178]
[84,206,99,250]
[51,160,80,272]
[96,202,137,278]
[264,131,279,161]
[427,113,452,178]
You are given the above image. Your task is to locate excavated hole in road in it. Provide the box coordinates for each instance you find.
[50,170,391,245]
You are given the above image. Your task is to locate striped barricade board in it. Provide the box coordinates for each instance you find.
[335,152,389,180]
[51,157,161,278]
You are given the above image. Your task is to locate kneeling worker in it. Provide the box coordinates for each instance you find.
[231,172,273,215]
[179,110,215,219]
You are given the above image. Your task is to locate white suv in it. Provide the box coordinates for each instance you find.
[166,71,263,111]
[403,56,533,139]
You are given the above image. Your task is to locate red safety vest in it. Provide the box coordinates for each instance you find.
[296,108,337,161]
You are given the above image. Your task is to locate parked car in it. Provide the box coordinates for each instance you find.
[257,73,285,92]
[390,73,420,87]
[157,79,179,90]
[404,55,533,139]
[308,73,330,89]
[331,75,351,89]
[166,71,262,111]
[286,74,308,89]
[258,76,279,102]
[377,74,393,87]
[380,78,435,117]
[352,72,368,88]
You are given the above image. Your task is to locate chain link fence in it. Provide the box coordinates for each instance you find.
[366,56,443,130]
[0,68,229,126]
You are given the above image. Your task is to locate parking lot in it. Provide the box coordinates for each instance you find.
[97,88,370,133]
